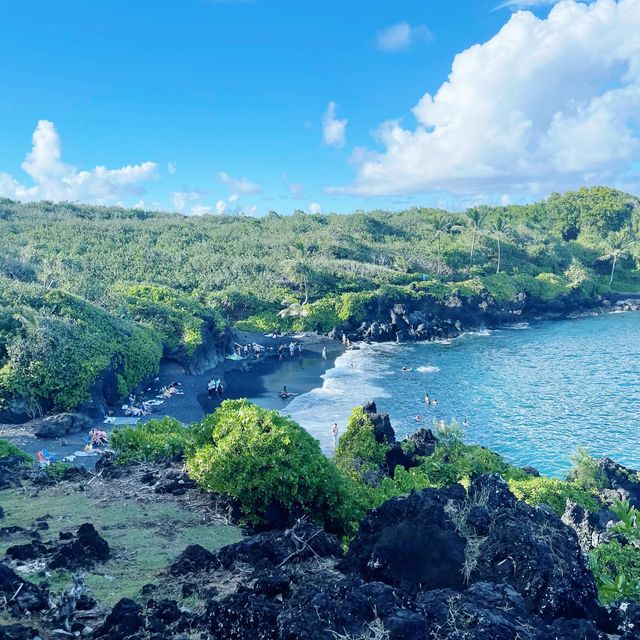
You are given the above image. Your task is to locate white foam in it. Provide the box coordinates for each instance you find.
[285,343,390,452]
[416,365,440,373]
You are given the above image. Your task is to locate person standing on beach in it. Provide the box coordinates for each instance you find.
[331,423,339,446]
[322,346,327,360]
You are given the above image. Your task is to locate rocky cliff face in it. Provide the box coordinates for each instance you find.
[332,290,603,345]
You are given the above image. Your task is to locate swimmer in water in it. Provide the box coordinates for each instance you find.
[401,366,412,372]
[431,399,438,405]
[413,415,423,422]
[424,394,430,405]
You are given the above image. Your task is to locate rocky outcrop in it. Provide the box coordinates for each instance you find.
[167,323,232,376]
[34,412,91,438]
[596,457,640,509]
[562,500,617,552]
[0,564,48,612]
[5,522,109,571]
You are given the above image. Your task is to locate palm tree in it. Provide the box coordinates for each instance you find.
[489,212,511,274]
[282,240,313,305]
[599,229,636,287]
[464,208,486,268]
[431,214,451,275]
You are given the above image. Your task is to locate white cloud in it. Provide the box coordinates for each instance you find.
[322,101,348,148]
[171,190,201,212]
[167,161,177,174]
[376,22,432,52]
[0,120,158,204]
[190,204,213,216]
[288,182,304,196]
[216,199,227,214]
[228,193,240,203]
[495,0,564,9]
[218,171,260,195]
[308,202,322,214]
[332,0,640,198]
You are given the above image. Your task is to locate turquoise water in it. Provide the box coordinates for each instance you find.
[286,311,640,477]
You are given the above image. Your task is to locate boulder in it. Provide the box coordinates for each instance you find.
[340,484,467,593]
[0,563,48,612]
[49,523,110,570]
[93,598,144,639]
[562,501,616,551]
[407,427,437,458]
[34,413,91,439]
[0,624,39,640]
[596,458,640,508]
[469,475,603,623]
[170,544,220,576]
[362,402,395,444]
[0,455,27,490]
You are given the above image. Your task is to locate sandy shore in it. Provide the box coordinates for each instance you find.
[1,332,343,463]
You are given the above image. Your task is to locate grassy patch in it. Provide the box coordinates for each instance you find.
[0,485,241,607]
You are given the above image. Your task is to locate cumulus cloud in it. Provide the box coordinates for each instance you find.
[167,161,177,174]
[190,204,213,216]
[218,171,261,195]
[0,120,158,204]
[216,199,227,214]
[171,190,202,212]
[322,101,348,148]
[495,0,564,9]
[332,0,640,198]
[308,202,322,214]
[376,22,433,52]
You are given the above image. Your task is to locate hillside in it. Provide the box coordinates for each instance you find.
[0,186,639,418]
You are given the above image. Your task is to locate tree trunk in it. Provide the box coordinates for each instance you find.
[609,255,618,286]
[437,236,441,275]
[496,238,501,274]
[469,228,476,267]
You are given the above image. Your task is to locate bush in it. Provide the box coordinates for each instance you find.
[506,476,599,516]
[0,438,32,463]
[186,400,363,534]
[111,417,188,464]
[334,406,388,485]
[568,447,607,490]
[589,540,640,604]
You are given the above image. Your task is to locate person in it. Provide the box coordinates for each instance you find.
[342,333,347,346]
[424,394,430,405]
[217,380,224,398]
[463,418,469,428]
[207,378,216,398]
[331,423,339,446]
[401,366,412,372]
[413,415,423,422]
[322,346,327,360]
[297,343,303,356]
[431,399,438,405]
[282,385,288,395]
[289,342,296,358]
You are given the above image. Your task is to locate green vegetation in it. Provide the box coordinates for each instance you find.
[589,541,640,605]
[334,406,389,484]
[0,438,32,462]
[1,186,639,412]
[187,400,363,535]
[0,485,240,607]
[111,417,189,464]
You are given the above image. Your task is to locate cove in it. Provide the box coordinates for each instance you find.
[285,311,640,477]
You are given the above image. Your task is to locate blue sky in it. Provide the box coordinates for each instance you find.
[0,0,638,215]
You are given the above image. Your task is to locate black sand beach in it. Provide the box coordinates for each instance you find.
[0,333,342,463]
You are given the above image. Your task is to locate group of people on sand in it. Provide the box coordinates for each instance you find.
[207,378,224,399]
[277,342,303,361]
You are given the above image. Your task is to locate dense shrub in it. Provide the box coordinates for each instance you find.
[0,438,32,462]
[186,400,363,534]
[111,417,188,463]
[334,406,389,484]
[506,475,599,516]
[568,447,607,490]
[589,540,640,604]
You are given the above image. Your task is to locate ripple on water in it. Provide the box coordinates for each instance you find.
[287,313,640,476]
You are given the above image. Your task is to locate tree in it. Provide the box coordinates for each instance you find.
[464,208,486,268]
[489,212,511,274]
[431,214,451,275]
[282,240,314,305]
[599,229,635,287]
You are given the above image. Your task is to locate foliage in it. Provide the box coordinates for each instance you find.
[186,400,364,534]
[589,540,640,604]
[568,447,607,490]
[111,417,188,463]
[0,186,638,412]
[610,499,640,542]
[506,475,599,516]
[45,461,75,481]
[0,438,32,463]
[334,406,389,485]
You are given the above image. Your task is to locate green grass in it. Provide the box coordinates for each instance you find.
[0,486,241,607]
